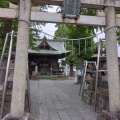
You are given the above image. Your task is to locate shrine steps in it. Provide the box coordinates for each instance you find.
[31,75,69,80]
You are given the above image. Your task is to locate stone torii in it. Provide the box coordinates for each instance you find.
[1,0,120,119]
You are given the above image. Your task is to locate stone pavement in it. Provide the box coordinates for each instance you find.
[30,79,97,120]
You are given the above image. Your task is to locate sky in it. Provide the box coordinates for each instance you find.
[40,6,59,38]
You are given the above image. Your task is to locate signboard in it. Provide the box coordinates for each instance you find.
[63,0,81,19]
[77,69,84,77]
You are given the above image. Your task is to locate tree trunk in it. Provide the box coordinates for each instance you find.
[69,62,74,76]
[77,56,84,69]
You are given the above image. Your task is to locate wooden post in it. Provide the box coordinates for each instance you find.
[10,0,31,117]
[105,0,120,113]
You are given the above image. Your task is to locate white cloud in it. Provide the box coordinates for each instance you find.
[40,6,59,39]
[41,23,57,39]
[47,6,59,13]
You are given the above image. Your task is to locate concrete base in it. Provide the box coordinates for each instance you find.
[2,113,34,120]
[97,110,119,120]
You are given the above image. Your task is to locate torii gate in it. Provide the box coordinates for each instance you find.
[1,0,120,119]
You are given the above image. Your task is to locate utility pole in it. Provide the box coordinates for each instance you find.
[105,0,120,113]
[10,0,31,117]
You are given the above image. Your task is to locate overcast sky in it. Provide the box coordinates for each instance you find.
[40,6,59,38]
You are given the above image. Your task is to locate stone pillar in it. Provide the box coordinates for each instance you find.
[35,66,38,75]
[10,0,31,117]
[105,1,120,112]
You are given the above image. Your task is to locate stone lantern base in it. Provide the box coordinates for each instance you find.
[97,110,120,120]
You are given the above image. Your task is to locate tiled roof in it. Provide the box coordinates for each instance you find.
[29,37,71,56]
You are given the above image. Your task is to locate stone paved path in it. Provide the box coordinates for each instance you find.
[30,79,97,120]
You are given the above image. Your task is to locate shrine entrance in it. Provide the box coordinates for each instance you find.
[0,0,120,119]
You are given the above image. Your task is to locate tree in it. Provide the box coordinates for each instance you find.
[54,24,96,76]
[0,1,49,55]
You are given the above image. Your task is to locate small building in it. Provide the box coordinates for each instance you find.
[28,37,71,76]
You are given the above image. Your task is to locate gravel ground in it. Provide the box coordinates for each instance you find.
[30,79,97,120]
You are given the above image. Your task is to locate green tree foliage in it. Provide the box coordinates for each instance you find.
[54,24,96,76]
[55,25,96,60]
[0,0,9,8]
[0,0,13,54]
[0,1,45,55]
[54,25,68,39]
[117,29,120,44]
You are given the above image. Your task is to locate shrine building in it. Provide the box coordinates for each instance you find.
[28,37,71,76]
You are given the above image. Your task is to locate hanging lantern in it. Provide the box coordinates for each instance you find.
[62,0,81,19]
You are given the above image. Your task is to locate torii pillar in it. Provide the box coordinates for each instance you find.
[7,0,31,118]
[105,0,120,114]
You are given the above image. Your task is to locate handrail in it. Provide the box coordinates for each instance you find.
[0,31,14,120]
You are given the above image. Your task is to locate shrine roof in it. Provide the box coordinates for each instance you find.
[36,40,66,52]
[28,49,70,55]
[28,37,71,57]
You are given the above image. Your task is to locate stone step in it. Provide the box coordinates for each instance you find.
[30,75,69,80]
[38,75,69,80]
